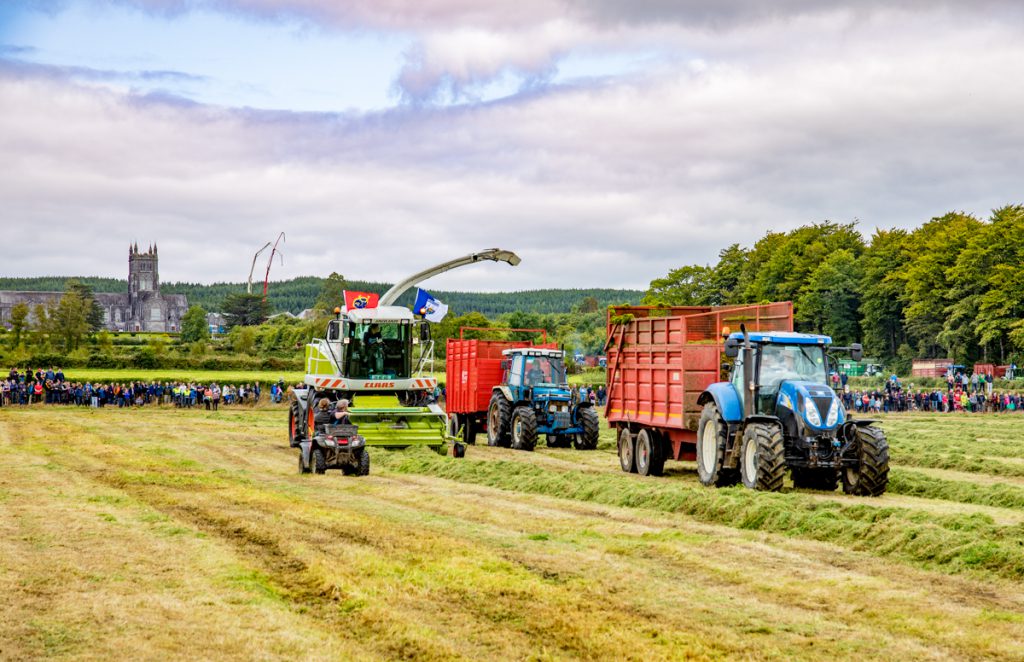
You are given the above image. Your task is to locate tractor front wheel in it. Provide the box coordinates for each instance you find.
[510,406,538,451]
[574,407,600,450]
[739,423,785,492]
[842,426,890,496]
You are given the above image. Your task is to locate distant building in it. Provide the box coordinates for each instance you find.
[0,243,189,332]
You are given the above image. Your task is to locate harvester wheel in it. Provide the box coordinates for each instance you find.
[510,406,538,451]
[739,423,785,492]
[842,426,890,496]
[791,467,839,491]
[617,427,636,473]
[696,403,739,487]
[358,450,370,476]
[634,428,665,477]
[298,451,311,475]
[312,448,327,475]
[288,401,304,448]
[453,442,466,458]
[487,394,512,447]
[574,407,600,450]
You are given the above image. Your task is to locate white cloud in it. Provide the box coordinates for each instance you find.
[2,3,1024,293]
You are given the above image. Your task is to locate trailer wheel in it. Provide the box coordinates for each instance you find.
[739,423,785,492]
[634,428,664,477]
[358,450,371,476]
[448,413,460,439]
[842,426,889,496]
[487,394,512,447]
[463,419,477,445]
[791,467,839,491]
[696,403,739,487]
[574,407,600,450]
[510,406,538,451]
[617,427,636,473]
[312,448,327,475]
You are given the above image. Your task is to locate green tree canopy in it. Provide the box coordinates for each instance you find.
[180,305,210,343]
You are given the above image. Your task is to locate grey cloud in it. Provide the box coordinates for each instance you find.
[3,12,1024,292]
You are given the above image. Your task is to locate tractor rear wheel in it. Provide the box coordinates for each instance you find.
[696,403,739,487]
[617,427,636,473]
[574,407,600,450]
[510,406,538,451]
[487,395,512,447]
[842,426,890,496]
[739,423,785,492]
[312,448,327,475]
[288,401,304,448]
[634,428,665,477]
[357,450,370,476]
[791,467,839,491]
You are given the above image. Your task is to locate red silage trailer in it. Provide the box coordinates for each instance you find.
[605,302,793,473]
[446,328,556,444]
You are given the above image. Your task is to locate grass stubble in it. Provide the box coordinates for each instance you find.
[0,407,1022,660]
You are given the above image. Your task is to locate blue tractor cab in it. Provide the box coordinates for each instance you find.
[695,327,889,496]
[485,347,600,451]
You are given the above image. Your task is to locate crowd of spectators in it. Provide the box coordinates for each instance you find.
[841,370,1021,413]
[1,367,287,409]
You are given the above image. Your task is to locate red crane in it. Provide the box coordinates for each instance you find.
[262,232,285,301]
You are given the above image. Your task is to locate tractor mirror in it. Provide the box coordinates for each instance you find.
[724,337,740,358]
[501,360,511,371]
[850,343,863,361]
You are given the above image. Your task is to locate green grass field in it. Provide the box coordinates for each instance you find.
[1,407,1022,660]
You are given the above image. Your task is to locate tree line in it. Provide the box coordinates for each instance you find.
[643,205,1024,370]
[0,275,641,318]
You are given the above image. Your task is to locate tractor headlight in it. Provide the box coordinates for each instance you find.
[804,397,822,427]
[826,398,840,427]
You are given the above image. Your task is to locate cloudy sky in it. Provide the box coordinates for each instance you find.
[1,1,1023,292]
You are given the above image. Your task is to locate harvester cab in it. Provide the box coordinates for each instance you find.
[696,328,889,495]
[487,347,600,451]
[289,248,521,468]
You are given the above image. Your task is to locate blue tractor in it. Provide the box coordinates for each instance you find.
[695,327,889,495]
[486,348,600,451]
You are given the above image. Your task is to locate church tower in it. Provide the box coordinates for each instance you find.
[128,243,160,328]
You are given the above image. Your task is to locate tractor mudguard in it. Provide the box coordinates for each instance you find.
[299,441,313,471]
[496,385,513,403]
[743,414,782,427]
[697,383,744,423]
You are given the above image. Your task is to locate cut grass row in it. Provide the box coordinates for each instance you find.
[377,450,1024,581]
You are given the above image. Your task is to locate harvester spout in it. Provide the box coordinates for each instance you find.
[379,248,521,306]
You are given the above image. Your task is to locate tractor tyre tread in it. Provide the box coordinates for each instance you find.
[843,426,890,496]
[487,395,512,447]
[575,407,600,450]
[741,423,785,492]
[510,406,538,452]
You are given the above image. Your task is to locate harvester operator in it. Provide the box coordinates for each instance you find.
[363,324,385,374]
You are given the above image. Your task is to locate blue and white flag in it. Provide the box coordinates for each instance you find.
[413,288,449,323]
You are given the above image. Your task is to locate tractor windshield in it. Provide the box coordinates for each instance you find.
[759,343,827,389]
[522,356,567,386]
[345,321,411,379]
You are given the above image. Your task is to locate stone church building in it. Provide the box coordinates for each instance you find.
[0,243,189,333]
